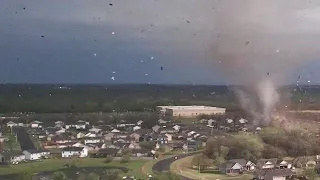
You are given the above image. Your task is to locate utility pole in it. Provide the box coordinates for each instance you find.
[198,160,201,180]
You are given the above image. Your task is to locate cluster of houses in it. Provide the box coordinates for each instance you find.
[199,118,257,132]
[218,156,320,180]
[1,118,213,164]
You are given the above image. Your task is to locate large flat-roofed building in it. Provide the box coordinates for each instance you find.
[157,105,226,117]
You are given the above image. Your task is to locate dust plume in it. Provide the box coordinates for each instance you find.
[211,0,320,126]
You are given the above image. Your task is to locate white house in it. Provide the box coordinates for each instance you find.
[173,125,181,131]
[84,138,103,144]
[239,118,248,124]
[55,121,64,125]
[75,124,86,130]
[226,118,233,124]
[77,120,90,125]
[84,132,97,138]
[56,128,66,134]
[133,126,141,131]
[136,120,143,126]
[30,121,42,128]
[61,147,88,158]
[111,129,120,133]
[158,119,167,124]
[187,131,196,137]
[89,127,102,134]
[23,149,50,160]
[77,132,85,139]
[7,121,17,128]
[165,133,173,142]
[208,119,216,126]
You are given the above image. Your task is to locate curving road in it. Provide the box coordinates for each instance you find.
[152,151,201,180]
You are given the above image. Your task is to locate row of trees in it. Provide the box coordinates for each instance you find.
[202,128,320,167]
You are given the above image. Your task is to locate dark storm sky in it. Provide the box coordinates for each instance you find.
[1,0,320,84]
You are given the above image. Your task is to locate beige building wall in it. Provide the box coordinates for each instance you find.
[157,106,226,117]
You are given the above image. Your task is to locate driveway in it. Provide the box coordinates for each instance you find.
[152,151,201,180]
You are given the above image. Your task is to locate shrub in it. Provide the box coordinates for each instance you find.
[104,156,113,163]
[120,154,130,163]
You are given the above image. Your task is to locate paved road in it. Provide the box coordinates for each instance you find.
[14,127,36,150]
[152,151,201,180]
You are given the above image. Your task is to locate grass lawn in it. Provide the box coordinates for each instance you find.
[0,158,147,178]
[171,156,253,180]
[2,140,21,151]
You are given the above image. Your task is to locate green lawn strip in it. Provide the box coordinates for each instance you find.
[171,155,252,180]
[2,140,21,151]
[0,158,146,178]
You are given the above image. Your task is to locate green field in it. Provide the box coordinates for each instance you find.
[0,158,147,178]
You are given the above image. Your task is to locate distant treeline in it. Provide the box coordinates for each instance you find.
[0,84,317,113]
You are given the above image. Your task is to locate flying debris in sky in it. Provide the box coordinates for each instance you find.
[150,57,154,60]
[111,77,115,81]
[112,71,116,74]
[112,32,115,35]
[267,72,270,75]
[160,66,163,70]
[93,53,97,56]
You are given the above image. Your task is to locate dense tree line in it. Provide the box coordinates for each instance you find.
[0,84,317,113]
[203,128,320,165]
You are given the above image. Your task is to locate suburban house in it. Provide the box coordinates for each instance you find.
[111,129,120,133]
[131,149,151,157]
[55,121,64,126]
[183,140,199,151]
[257,159,292,170]
[83,137,103,144]
[156,134,168,144]
[30,121,42,128]
[75,122,87,130]
[292,156,316,168]
[158,119,168,124]
[219,161,243,174]
[276,160,292,169]
[173,125,181,131]
[77,132,85,139]
[136,120,143,126]
[257,159,277,169]
[61,147,88,158]
[89,127,102,134]
[133,126,141,131]
[65,121,87,130]
[6,121,17,128]
[220,159,256,174]
[253,169,295,180]
[152,125,161,132]
[164,133,173,142]
[23,149,50,160]
[0,151,25,163]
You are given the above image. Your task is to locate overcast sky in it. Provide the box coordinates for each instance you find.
[1,0,320,84]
